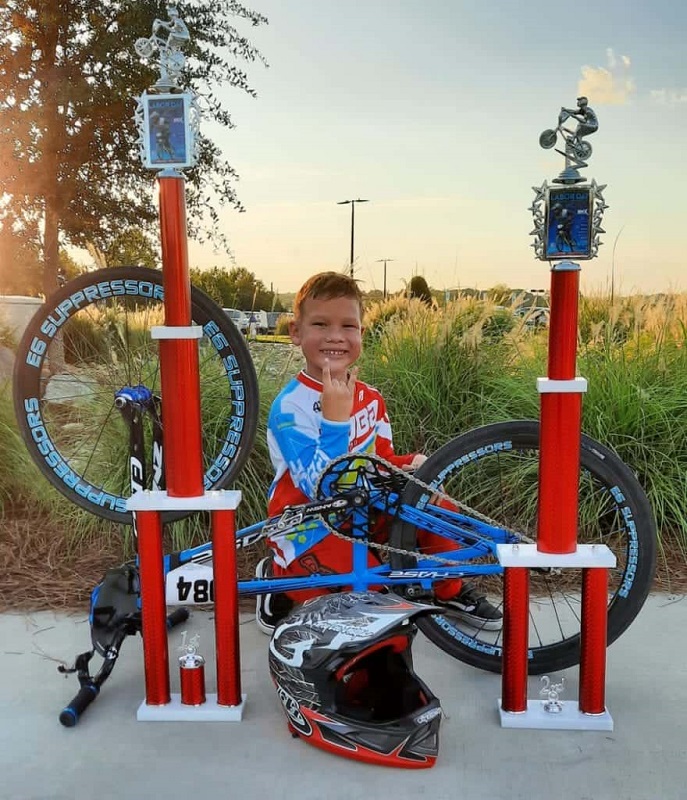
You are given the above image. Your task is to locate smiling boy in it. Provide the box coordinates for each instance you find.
[256,271,502,633]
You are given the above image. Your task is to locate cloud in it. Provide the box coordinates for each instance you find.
[577,48,635,105]
[650,89,687,106]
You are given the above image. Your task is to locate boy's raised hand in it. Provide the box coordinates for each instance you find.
[321,360,358,422]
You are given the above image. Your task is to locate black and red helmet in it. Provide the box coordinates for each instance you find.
[268,591,442,769]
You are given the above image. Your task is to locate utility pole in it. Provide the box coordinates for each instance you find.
[611,225,625,306]
[337,198,369,278]
[376,258,394,299]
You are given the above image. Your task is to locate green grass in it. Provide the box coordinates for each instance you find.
[2,289,686,566]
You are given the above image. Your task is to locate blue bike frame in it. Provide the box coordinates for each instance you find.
[162,490,518,600]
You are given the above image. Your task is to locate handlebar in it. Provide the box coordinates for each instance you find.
[59,683,100,728]
[58,607,190,727]
[167,607,190,628]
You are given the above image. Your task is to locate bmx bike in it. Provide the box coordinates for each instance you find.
[540,107,593,161]
[12,266,657,723]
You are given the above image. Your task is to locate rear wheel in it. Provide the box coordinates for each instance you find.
[390,421,657,674]
[13,266,258,524]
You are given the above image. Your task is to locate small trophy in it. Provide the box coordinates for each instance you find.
[539,675,566,714]
[178,631,206,706]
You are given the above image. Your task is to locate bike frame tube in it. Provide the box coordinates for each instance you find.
[165,500,508,599]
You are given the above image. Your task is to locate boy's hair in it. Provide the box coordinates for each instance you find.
[293,271,364,319]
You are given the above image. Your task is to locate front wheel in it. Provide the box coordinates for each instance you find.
[539,129,557,149]
[13,266,259,525]
[390,421,657,674]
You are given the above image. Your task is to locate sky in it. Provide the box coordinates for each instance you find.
[183,0,687,297]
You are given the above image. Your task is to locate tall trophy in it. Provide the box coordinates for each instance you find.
[530,96,608,261]
[133,4,201,171]
[499,98,615,731]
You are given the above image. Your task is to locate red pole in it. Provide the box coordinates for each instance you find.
[537,263,582,554]
[157,174,204,497]
[501,567,529,713]
[159,176,193,326]
[579,568,608,714]
[137,509,171,705]
[158,338,204,496]
[212,509,242,706]
[547,267,579,380]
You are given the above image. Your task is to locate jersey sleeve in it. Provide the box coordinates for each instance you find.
[269,396,350,499]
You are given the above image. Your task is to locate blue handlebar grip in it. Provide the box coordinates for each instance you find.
[167,608,190,629]
[59,683,99,727]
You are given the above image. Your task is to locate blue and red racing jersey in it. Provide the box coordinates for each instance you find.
[266,370,414,567]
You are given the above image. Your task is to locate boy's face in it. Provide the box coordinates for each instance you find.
[289,295,362,382]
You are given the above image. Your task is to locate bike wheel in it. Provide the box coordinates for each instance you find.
[390,420,657,674]
[13,266,259,524]
[539,129,557,149]
[574,141,592,160]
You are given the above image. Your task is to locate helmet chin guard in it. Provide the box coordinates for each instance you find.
[268,591,442,768]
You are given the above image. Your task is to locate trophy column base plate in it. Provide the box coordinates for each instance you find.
[137,693,246,722]
[498,699,613,731]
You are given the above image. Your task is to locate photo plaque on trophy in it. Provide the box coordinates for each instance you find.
[141,92,194,170]
[545,185,593,260]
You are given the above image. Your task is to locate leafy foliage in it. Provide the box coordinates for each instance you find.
[103,227,159,269]
[189,265,284,310]
[0,228,42,295]
[0,1,268,294]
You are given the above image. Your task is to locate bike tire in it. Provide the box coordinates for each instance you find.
[13,266,258,525]
[390,420,657,674]
[539,129,557,149]
[575,141,592,160]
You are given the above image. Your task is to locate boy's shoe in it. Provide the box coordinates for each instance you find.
[255,556,293,635]
[437,583,503,631]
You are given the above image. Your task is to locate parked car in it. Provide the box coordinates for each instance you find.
[223,308,250,333]
[514,305,550,329]
[247,310,269,335]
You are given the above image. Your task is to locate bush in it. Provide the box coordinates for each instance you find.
[3,288,686,573]
[0,314,15,349]
[273,314,292,336]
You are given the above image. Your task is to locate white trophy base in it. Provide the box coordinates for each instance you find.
[498,699,613,731]
[137,693,246,722]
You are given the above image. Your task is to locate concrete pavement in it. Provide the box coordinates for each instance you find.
[1,593,685,800]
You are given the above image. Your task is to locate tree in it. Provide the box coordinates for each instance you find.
[407,275,433,307]
[189,265,284,311]
[487,283,512,306]
[103,227,159,268]
[0,1,267,297]
[59,250,86,282]
[0,228,42,295]
[0,227,83,295]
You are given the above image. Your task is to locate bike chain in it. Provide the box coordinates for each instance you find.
[313,453,532,567]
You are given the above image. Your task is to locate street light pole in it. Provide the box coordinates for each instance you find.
[337,198,369,278]
[376,258,394,299]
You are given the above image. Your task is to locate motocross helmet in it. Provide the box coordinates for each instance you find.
[268,591,442,769]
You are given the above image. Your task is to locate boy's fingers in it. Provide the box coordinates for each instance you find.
[347,366,359,389]
[322,359,331,386]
